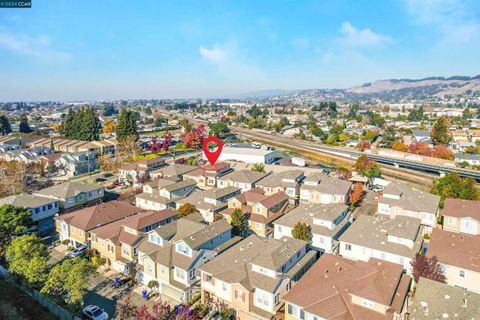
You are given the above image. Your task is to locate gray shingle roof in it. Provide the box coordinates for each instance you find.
[381,182,440,214]
[0,194,57,208]
[410,277,480,320]
[218,170,270,184]
[339,215,423,258]
[34,182,103,200]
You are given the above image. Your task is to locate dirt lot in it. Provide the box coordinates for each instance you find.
[0,278,58,320]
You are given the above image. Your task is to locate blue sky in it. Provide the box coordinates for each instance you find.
[0,0,479,100]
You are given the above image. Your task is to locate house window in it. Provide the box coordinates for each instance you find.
[277,225,282,233]
[448,217,456,225]
[256,291,269,307]
[91,235,97,242]
[175,268,185,280]
[459,270,466,278]
[222,282,227,291]
[380,253,386,260]
[286,282,291,291]
[122,247,129,256]
[345,244,351,251]
[107,245,114,253]
[274,293,279,305]
[235,290,244,301]
[189,269,195,279]
[255,223,262,231]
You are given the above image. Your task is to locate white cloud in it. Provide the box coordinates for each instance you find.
[198,43,227,63]
[0,29,71,61]
[403,0,480,44]
[338,22,392,48]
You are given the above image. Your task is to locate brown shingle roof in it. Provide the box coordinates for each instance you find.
[442,198,480,221]
[427,229,480,273]
[55,200,142,231]
[283,254,406,320]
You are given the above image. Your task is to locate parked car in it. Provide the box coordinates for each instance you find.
[82,305,108,320]
[69,244,88,258]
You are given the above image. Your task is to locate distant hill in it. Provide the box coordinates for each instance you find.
[234,89,298,99]
[347,75,480,96]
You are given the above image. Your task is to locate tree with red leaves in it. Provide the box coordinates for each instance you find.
[433,145,454,160]
[410,253,446,283]
[356,140,371,151]
[349,182,363,205]
[183,124,207,149]
[150,137,160,154]
[408,142,433,157]
[162,131,172,152]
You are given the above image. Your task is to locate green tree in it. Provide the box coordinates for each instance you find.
[209,122,230,137]
[179,119,192,132]
[0,115,12,136]
[116,109,139,142]
[145,106,153,115]
[41,257,96,306]
[78,107,101,141]
[18,114,32,133]
[103,104,118,116]
[0,204,32,257]
[178,203,197,217]
[230,208,248,236]
[431,173,480,207]
[251,163,265,172]
[6,234,49,288]
[381,127,399,148]
[292,222,311,241]
[431,116,451,145]
[355,154,381,178]
[62,107,100,141]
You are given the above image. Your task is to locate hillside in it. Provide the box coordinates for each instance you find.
[347,75,480,96]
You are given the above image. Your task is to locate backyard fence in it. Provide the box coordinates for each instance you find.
[1,265,81,320]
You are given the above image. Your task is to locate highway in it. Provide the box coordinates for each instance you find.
[166,112,480,182]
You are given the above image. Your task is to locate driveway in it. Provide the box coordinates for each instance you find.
[84,269,129,319]
[47,244,69,267]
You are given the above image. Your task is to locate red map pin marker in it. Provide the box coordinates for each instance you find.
[202,136,223,165]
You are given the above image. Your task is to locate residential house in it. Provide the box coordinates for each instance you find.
[339,215,423,272]
[274,203,350,253]
[34,182,104,212]
[454,153,480,166]
[90,209,177,272]
[176,186,241,223]
[409,277,480,320]
[183,162,233,189]
[442,198,480,235]
[0,194,59,232]
[256,170,305,204]
[119,157,166,183]
[217,170,270,192]
[299,172,352,205]
[149,163,198,180]
[54,151,98,177]
[135,178,197,210]
[29,137,117,155]
[428,229,480,294]
[283,254,410,320]
[200,235,315,320]
[412,129,433,146]
[377,182,440,230]
[138,216,233,303]
[0,148,53,163]
[223,188,290,237]
[55,200,143,248]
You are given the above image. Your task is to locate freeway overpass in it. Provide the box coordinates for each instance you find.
[166,112,480,182]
